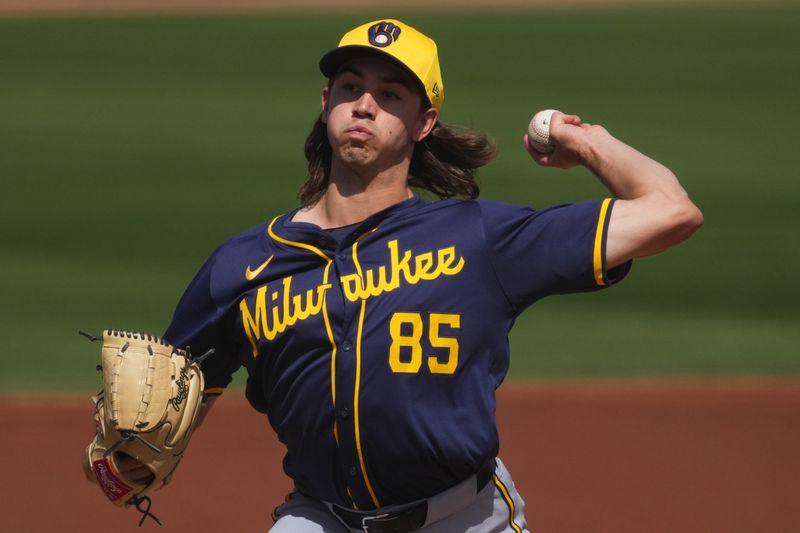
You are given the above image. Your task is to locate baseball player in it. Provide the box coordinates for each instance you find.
[143,19,701,532]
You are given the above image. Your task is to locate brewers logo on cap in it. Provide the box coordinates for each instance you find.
[368,21,401,48]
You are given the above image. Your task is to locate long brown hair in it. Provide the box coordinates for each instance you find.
[299,115,497,206]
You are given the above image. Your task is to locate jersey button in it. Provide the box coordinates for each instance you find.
[338,253,347,261]
[342,341,351,352]
[348,466,358,477]
[339,407,350,418]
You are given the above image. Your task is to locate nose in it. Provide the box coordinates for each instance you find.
[352,91,377,120]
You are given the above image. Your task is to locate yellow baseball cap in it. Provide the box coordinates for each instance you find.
[319,19,444,110]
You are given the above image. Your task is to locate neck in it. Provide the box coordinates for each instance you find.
[295,157,413,229]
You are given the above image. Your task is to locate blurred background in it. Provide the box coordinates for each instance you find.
[1,1,798,392]
[2,3,799,533]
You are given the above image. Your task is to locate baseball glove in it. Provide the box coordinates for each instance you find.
[81,329,211,526]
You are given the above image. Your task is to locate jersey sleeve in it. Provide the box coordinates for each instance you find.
[163,252,242,396]
[479,198,631,312]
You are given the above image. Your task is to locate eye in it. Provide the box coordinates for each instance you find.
[382,89,402,101]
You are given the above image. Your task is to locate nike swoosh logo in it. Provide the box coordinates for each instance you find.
[245,255,274,281]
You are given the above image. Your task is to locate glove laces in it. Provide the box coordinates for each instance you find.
[130,495,162,527]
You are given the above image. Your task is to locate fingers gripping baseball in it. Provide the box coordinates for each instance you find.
[524,111,601,169]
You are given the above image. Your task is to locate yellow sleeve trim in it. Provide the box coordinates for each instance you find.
[593,198,613,287]
[204,387,225,396]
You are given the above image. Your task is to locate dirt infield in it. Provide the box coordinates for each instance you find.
[4,378,799,533]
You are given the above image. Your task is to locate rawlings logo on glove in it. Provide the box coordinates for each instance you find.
[92,457,134,501]
[80,330,212,526]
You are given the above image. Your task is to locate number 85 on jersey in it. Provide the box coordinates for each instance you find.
[388,312,460,375]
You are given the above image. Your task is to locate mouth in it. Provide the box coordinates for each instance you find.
[345,125,372,139]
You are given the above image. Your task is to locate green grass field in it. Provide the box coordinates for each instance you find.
[2,6,799,391]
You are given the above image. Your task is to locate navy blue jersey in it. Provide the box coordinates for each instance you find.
[164,195,629,509]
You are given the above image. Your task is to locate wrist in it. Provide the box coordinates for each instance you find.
[579,127,614,173]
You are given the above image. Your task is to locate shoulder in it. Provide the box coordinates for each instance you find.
[474,198,527,215]
[209,218,281,259]
[198,217,283,287]
[476,198,613,223]
[345,196,602,236]
[386,197,544,230]
[429,198,532,215]
[393,197,488,220]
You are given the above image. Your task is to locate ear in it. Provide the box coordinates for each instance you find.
[321,85,331,124]
[413,107,439,142]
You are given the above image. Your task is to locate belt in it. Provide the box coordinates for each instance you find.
[331,459,495,533]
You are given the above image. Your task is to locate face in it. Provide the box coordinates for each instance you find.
[321,56,439,172]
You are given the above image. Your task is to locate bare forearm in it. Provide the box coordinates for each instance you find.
[581,131,688,203]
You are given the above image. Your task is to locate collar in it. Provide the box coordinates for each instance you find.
[269,195,428,254]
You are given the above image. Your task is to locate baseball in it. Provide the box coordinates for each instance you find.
[527,109,560,154]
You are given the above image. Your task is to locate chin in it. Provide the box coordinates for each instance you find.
[340,145,375,166]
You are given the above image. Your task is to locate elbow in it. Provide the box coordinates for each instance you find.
[679,199,704,235]
[665,197,704,243]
